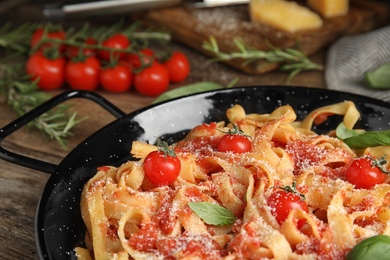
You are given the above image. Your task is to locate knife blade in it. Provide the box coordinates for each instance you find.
[43,0,249,19]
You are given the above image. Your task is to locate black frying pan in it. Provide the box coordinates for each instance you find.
[1,86,390,259]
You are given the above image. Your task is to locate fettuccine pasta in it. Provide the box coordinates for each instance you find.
[75,101,390,260]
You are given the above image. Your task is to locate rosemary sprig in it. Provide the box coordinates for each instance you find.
[202,36,323,83]
[0,23,39,52]
[0,64,86,148]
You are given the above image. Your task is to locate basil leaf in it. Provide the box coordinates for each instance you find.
[188,201,236,226]
[336,122,361,139]
[152,82,225,104]
[365,64,390,89]
[346,235,390,260]
[343,130,390,149]
[336,123,390,149]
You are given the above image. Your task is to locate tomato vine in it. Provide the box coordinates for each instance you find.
[0,21,174,147]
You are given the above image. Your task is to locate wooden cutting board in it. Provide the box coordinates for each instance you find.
[137,0,390,74]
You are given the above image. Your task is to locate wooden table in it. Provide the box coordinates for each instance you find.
[0,2,330,259]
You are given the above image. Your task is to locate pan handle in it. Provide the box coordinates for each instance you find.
[0,90,126,174]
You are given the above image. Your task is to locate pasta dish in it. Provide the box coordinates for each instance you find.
[75,102,390,259]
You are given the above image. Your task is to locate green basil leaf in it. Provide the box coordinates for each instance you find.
[336,123,390,149]
[343,130,390,149]
[346,235,390,260]
[152,82,225,104]
[365,64,390,89]
[188,201,236,226]
[336,122,361,139]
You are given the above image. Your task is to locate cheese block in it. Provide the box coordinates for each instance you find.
[307,0,349,18]
[249,0,323,33]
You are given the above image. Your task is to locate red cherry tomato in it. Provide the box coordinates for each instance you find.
[345,157,386,189]
[99,64,132,93]
[134,62,170,96]
[66,37,98,58]
[143,150,181,186]
[99,33,130,61]
[128,48,155,69]
[65,57,100,91]
[267,190,309,228]
[30,27,66,52]
[26,52,65,91]
[218,134,252,153]
[163,51,190,83]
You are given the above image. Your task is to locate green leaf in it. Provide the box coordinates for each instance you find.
[346,235,390,260]
[152,82,225,104]
[336,122,361,139]
[188,201,236,226]
[343,131,390,149]
[336,123,390,149]
[365,64,390,89]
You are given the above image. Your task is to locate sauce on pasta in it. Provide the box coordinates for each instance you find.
[75,102,390,260]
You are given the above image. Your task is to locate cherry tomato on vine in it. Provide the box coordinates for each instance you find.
[134,62,170,96]
[143,149,181,186]
[99,33,130,61]
[267,190,309,229]
[30,27,66,52]
[26,52,66,91]
[218,134,251,153]
[100,64,132,93]
[65,56,100,91]
[66,37,98,58]
[162,51,190,83]
[127,48,155,69]
[345,157,387,189]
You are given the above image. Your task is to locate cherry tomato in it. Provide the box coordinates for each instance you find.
[345,157,386,189]
[163,51,190,83]
[99,64,132,93]
[30,27,66,52]
[134,62,170,96]
[66,37,98,58]
[127,48,155,69]
[26,52,65,91]
[143,150,181,186]
[65,57,100,91]
[99,33,130,61]
[267,190,309,228]
[218,134,252,153]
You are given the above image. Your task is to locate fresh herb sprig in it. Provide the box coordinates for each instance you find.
[0,23,39,52]
[0,63,85,148]
[202,36,323,83]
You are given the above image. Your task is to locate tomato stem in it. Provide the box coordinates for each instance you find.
[218,122,251,138]
[371,155,390,175]
[156,139,177,158]
[278,182,306,200]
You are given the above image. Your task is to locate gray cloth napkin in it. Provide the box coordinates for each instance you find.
[326,25,390,102]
